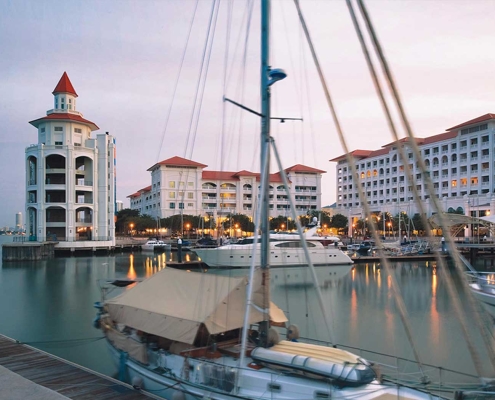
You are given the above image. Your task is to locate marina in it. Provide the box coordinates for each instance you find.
[0,243,493,398]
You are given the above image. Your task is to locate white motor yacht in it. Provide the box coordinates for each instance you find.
[141,239,171,252]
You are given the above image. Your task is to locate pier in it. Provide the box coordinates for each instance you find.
[0,334,159,400]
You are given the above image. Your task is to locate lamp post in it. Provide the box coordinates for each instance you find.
[388,222,392,239]
[185,223,190,239]
[129,223,134,236]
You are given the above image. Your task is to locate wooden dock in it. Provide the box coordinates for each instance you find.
[0,334,159,399]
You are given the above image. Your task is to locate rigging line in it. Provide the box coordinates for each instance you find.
[155,0,199,163]
[301,27,317,168]
[271,138,336,344]
[182,0,218,161]
[293,0,423,372]
[187,0,221,161]
[238,146,268,385]
[231,0,254,172]
[177,0,221,211]
[344,0,435,379]
[221,0,233,174]
[356,0,495,376]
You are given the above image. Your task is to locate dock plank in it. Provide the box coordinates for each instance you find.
[0,334,159,400]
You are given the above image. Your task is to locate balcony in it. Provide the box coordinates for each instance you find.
[76,179,93,186]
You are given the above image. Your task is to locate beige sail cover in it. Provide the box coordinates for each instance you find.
[105,267,287,344]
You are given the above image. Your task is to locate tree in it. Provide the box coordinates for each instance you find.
[115,208,141,234]
[330,214,348,235]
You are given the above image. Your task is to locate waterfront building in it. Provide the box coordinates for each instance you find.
[330,113,495,236]
[128,156,324,220]
[25,72,116,248]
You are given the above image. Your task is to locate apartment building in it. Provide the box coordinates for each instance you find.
[331,113,495,235]
[128,156,324,220]
[26,72,116,246]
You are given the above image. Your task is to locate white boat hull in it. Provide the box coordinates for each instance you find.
[194,245,353,268]
[107,340,439,400]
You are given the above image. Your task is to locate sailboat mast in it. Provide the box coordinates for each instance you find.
[259,0,271,344]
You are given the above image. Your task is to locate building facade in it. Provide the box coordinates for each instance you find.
[330,113,495,236]
[128,156,324,220]
[26,72,116,246]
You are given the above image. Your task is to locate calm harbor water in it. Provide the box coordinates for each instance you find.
[0,235,493,383]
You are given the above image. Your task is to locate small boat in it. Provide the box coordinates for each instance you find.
[141,239,171,252]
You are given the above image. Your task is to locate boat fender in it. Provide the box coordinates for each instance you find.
[171,390,186,400]
[131,376,144,390]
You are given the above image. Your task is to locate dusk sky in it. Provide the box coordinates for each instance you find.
[1,0,494,228]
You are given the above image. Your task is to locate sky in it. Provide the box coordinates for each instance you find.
[1,0,495,228]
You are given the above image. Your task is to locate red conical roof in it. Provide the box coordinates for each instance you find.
[52,72,78,97]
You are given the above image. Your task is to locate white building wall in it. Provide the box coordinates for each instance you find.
[333,119,495,225]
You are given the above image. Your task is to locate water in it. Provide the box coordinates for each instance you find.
[0,236,493,383]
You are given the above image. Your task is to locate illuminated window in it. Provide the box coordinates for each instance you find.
[451,180,457,187]
[169,192,175,198]
[169,181,175,188]
[360,172,365,179]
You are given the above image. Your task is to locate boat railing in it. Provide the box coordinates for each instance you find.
[298,336,483,395]
[465,271,495,292]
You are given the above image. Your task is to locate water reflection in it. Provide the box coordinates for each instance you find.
[0,254,491,380]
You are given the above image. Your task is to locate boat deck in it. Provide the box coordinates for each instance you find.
[0,334,158,399]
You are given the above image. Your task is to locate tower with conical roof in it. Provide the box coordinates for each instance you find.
[25,72,116,249]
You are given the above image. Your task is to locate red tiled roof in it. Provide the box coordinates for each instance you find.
[147,156,207,171]
[52,72,78,97]
[202,171,239,181]
[127,192,141,198]
[140,186,152,193]
[422,131,457,144]
[447,113,495,131]
[368,147,390,158]
[329,149,373,162]
[284,164,326,174]
[381,137,425,148]
[29,113,99,131]
[232,170,258,177]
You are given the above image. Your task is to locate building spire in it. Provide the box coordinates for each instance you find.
[52,72,78,97]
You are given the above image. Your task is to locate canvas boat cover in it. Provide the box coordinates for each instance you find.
[105,267,287,344]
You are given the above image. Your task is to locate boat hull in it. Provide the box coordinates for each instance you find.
[106,340,439,400]
[193,245,353,268]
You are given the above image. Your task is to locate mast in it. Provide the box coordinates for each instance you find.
[259,0,271,346]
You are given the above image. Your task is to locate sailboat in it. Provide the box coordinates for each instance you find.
[93,1,491,399]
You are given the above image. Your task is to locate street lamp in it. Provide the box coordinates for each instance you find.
[129,223,134,236]
[280,223,285,231]
[387,222,392,239]
[185,223,190,239]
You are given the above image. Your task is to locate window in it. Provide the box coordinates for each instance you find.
[188,182,194,187]
[187,192,193,199]
[179,202,184,209]
[170,203,175,209]
[54,127,63,131]
[41,127,45,133]
[187,203,193,207]
[169,192,175,198]
[74,128,82,133]
[55,141,63,145]
[169,181,175,188]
